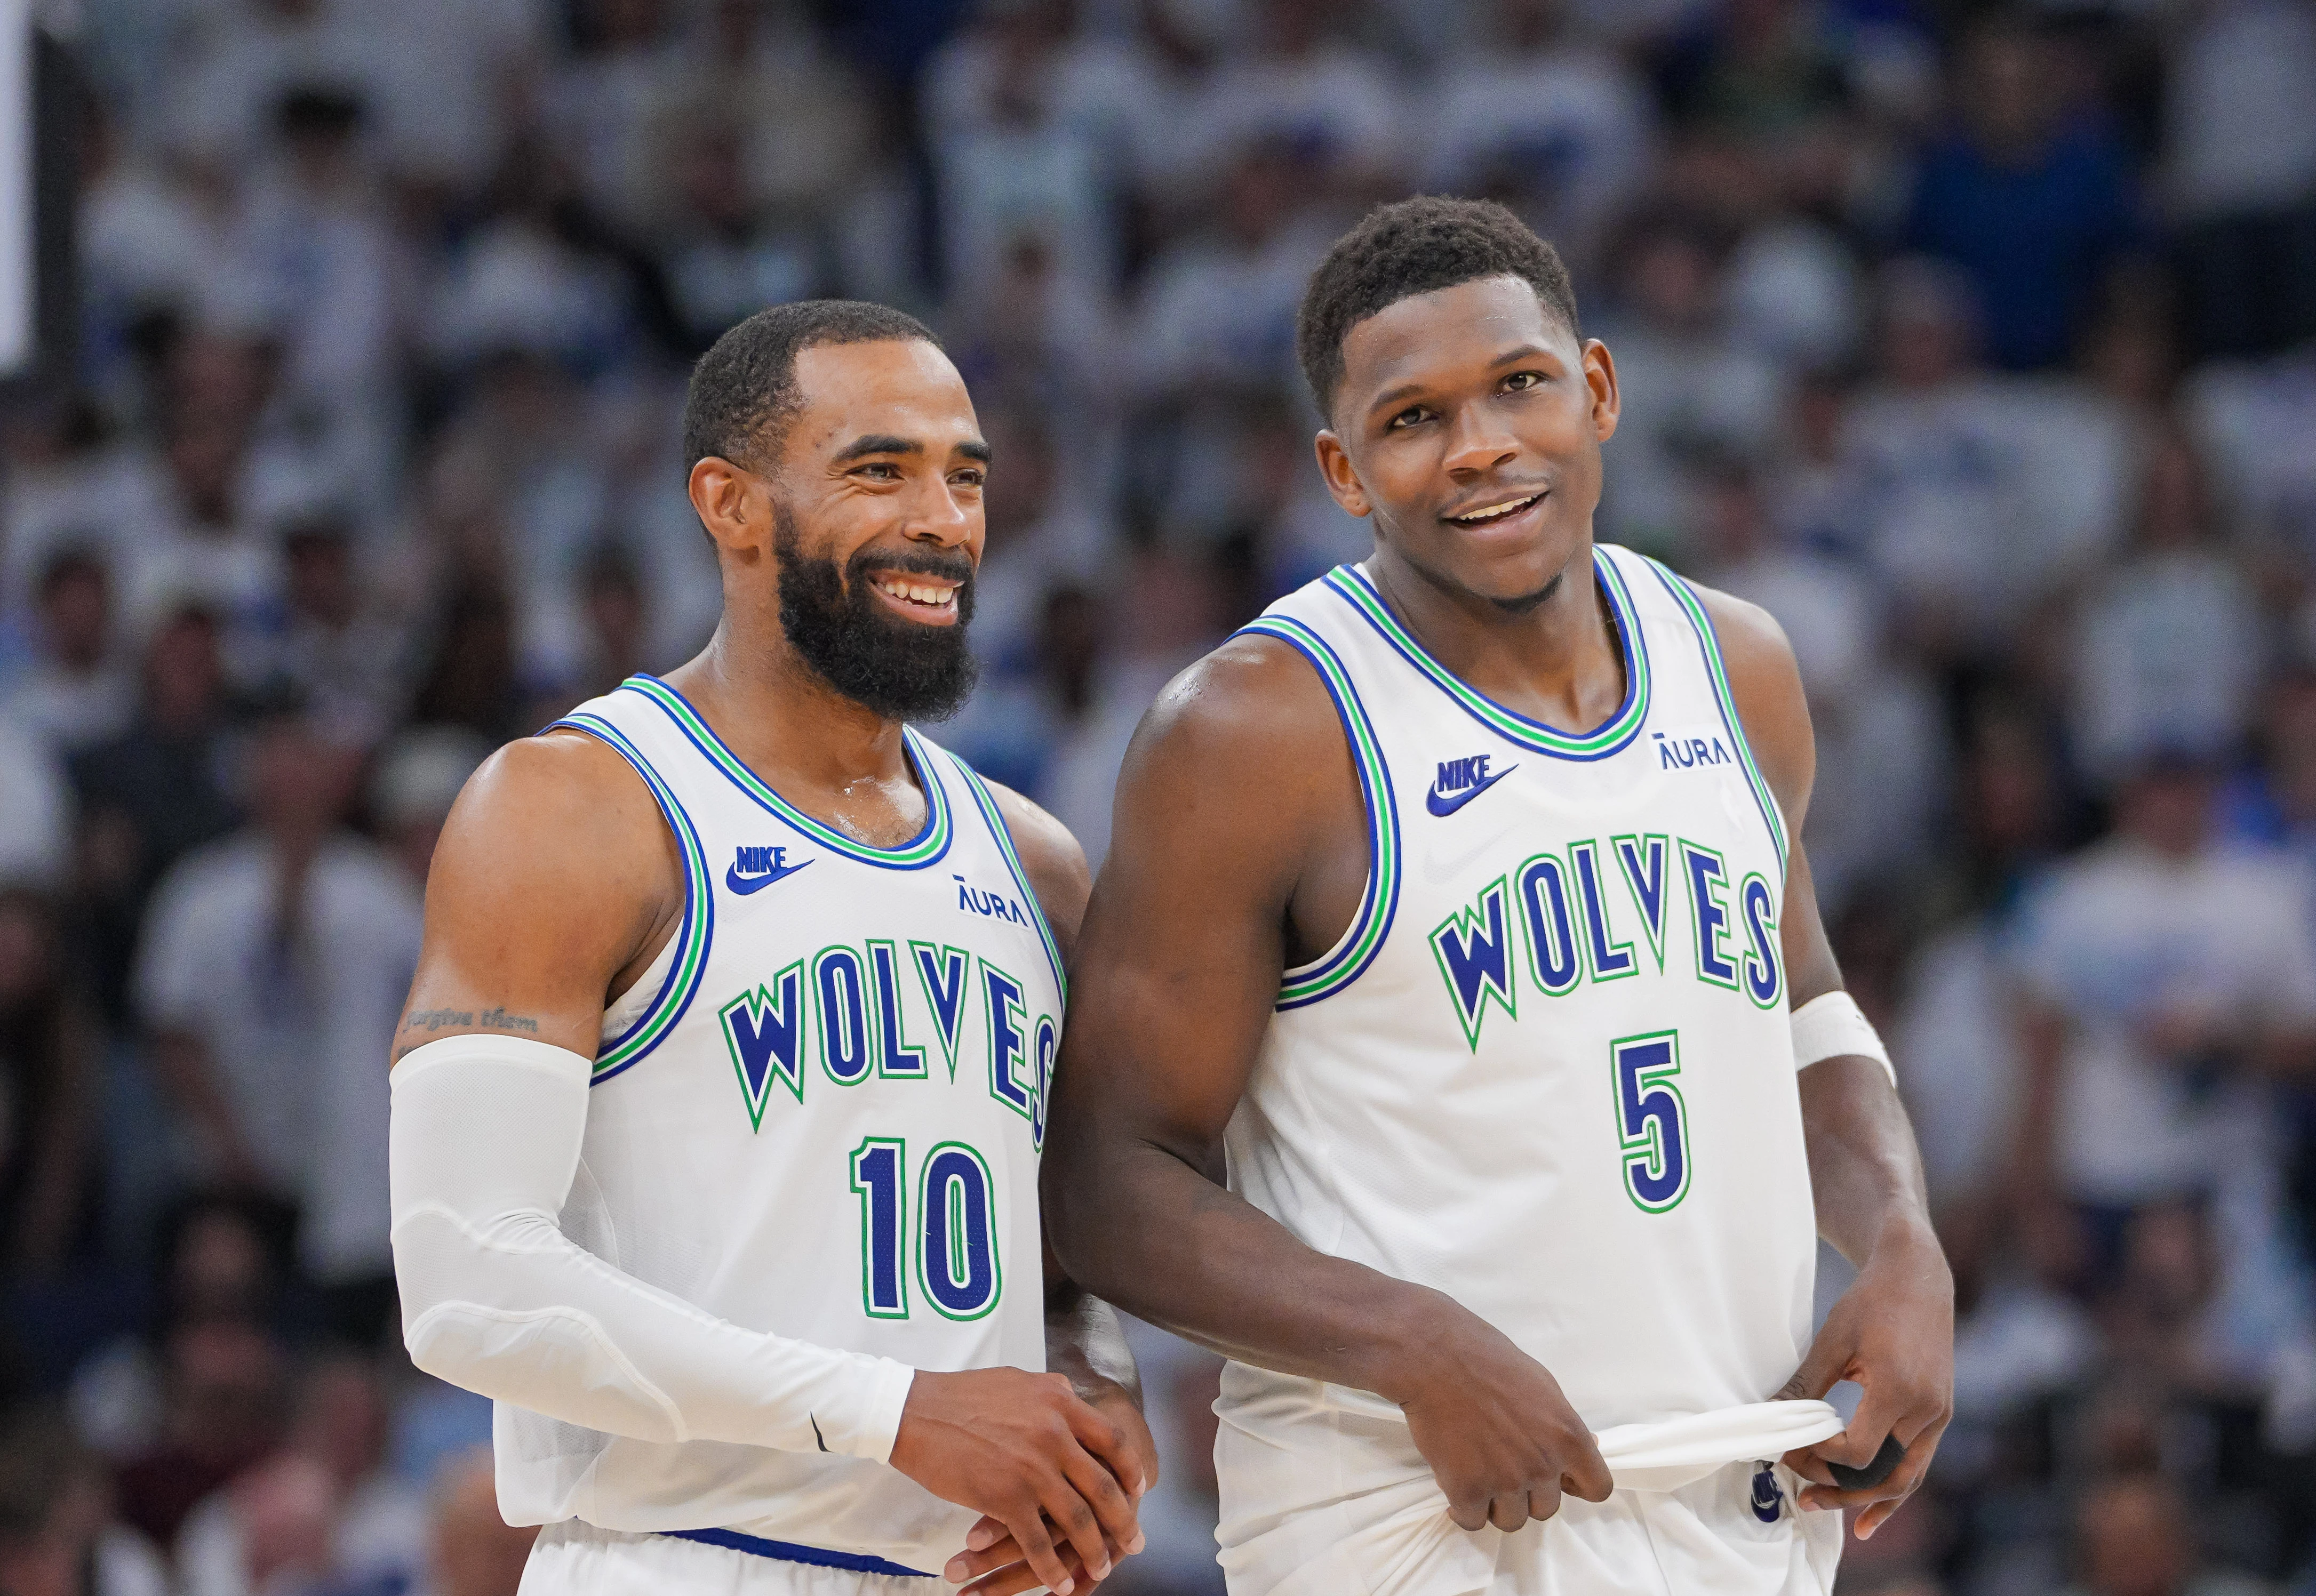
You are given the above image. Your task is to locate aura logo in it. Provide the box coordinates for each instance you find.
[1652,729,1734,771]
[727,845,811,895]
[1426,753,1515,817]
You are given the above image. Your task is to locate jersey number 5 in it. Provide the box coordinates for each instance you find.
[849,1138,1003,1321]
[1611,1031,1690,1213]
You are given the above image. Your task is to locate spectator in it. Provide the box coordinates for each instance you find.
[1905,17,2141,371]
[0,1403,169,1596]
[0,889,99,1276]
[265,514,416,749]
[1423,0,1655,279]
[70,604,243,1024]
[2063,1472,2275,1596]
[2,549,135,757]
[132,708,420,1329]
[111,1318,290,1552]
[2012,753,2316,1268]
[2162,0,2316,361]
[2070,429,2262,783]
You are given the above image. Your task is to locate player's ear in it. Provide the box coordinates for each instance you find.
[1582,339,1621,444]
[1313,431,1373,519]
[689,456,771,556]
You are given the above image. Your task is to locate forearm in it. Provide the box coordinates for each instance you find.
[1797,1056,1935,1265]
[390,1033,914,1459]
[1049,1137,1455,1400]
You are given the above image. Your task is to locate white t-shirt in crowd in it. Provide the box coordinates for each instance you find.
[134,831,424,1282]
[2012,837,2316,1205]
[2072,550,2263,782]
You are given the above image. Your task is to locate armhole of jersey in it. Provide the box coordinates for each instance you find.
[1234,616,1401,1010]
[1638,559,1792,880]
[939,740,1069,1002]
[546,714,716,1083]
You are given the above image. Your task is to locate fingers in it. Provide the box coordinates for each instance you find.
[1447,1494,1491,1533]
[994,1496,1074,1596]
[1032,1441,1130,1587]
[1487,1490,1532,1533]
[1772,1327,1850,1406]
[1064,1389,1148,1500]
[960,1542,1090,1596]
[1561,1435,1615,1503]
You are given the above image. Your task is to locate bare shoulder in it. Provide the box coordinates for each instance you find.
[981,779,1092,956]
[1681,580,1814,821]
[1125,633,1345,785]
[412,729,682,1026]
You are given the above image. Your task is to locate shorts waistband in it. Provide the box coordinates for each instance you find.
[660,1528,936,1579]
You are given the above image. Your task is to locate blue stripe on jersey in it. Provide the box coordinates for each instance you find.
[941,749,1069,1002]
[659,1528,935,1578]
[1640,558,1791,878]
[1320,549,1654,760]
[619,676,956,871]
[548,713,715,1082]
[1235,614,1402,1010]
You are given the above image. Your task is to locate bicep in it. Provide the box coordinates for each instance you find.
[397,735,676,1063]
[1055,667,1324,1161]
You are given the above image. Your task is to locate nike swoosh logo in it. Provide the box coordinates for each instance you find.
[726,858,812,895]
[1426,764,1516,817]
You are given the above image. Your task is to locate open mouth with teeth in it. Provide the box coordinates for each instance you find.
[867,571,962,620]
[1445,492,1545,528]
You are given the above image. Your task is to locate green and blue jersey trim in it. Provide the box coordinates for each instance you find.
[1322,548,1652,761]
[1642,559,1790,878]
[549,712,715,1082]
[620,676,955,870]
[1237,614,1402,1010]
[941,748,1069,1003]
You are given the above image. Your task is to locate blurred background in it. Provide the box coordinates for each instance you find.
[0,0,2311,1592]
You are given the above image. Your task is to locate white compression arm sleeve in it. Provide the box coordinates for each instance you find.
[1789,991,1896,1086]
[388,1033,916,1462]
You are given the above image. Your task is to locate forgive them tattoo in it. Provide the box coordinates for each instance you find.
[400,1005,542,1036]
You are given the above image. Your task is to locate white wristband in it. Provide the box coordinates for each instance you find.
[1789,991,1895,1085]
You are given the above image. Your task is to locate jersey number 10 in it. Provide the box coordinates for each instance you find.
[849,1138,1003,1320]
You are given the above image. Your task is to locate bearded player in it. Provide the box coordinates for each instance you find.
[1042,198,1953,1594]
[388,300,1153,1596]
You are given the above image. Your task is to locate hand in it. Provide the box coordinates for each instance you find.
[945,1377,1158,1593]
[1776,1220,1954,1539]
[1380,1296,1612,1534]
[889,1368,1144,1596]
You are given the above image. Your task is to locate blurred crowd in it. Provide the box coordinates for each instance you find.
[0,0,2313,1592]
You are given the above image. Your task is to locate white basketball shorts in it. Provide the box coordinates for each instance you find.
[1215,1380,1843,1596]
[517,1520,941,1595]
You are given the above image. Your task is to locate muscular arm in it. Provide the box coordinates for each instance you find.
[1042,640,1609,1534]
[390,742,1143,1592]
[1696,586,1953,1536]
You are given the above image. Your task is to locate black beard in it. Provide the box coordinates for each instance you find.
[773,508,979,722]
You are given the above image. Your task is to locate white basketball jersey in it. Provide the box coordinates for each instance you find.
[494,675,1063,1575]
[1223,544,1817,1440]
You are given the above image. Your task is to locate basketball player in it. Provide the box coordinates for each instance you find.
[1036,198,1954,1595]
[387,301,1154,1596]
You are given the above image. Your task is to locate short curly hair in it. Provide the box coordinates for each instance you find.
[682,299,939,472]
[1296,197,1580,423]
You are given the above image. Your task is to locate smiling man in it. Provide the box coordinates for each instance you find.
[387,301,1153,1596]
[1042,199,1953,1595]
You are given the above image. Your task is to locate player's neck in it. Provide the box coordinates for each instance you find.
[1365,538,1626,732]
[662,623,920,815]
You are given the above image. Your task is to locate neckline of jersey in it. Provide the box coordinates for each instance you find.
[618,675,954,869]
[1324,547,1652,759]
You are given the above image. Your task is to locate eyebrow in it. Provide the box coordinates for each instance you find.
[1365,344,1559,416]
[832,434,994,466]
